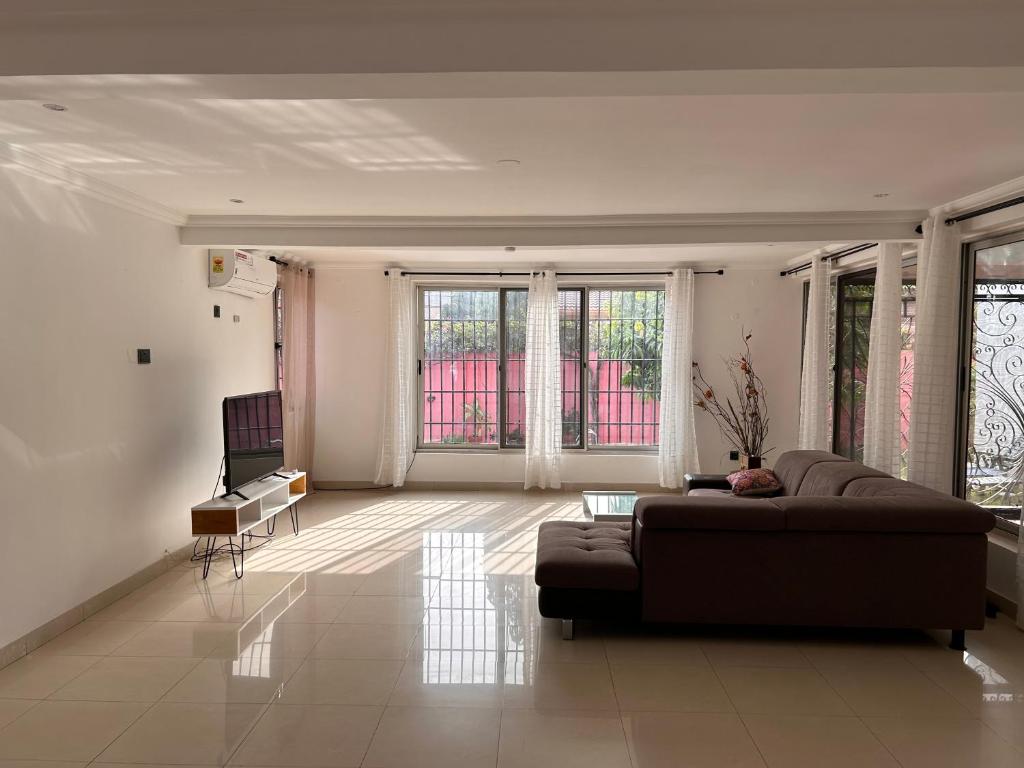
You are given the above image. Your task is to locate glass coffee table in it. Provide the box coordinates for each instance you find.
[582,490,638,522]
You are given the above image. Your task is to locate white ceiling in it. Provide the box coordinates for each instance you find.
[2,92,1024,218]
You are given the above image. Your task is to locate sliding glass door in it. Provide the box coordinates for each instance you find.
[831,266,917,475]
[960,231,1024,530]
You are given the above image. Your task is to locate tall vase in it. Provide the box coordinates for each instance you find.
[740,454,762,470]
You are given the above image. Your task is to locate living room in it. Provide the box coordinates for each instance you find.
[3,2,1024,767]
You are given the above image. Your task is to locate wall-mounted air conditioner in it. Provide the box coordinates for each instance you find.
[208,249,277,298]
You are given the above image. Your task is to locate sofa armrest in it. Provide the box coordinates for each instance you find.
[634,495,784,531]
[682,473,732,494]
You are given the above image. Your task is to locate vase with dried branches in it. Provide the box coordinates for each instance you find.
[692,331,772,469]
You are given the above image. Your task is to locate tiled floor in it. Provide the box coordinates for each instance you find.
[2,488,1024,767]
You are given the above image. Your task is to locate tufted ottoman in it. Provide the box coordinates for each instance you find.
[534,520,640,639]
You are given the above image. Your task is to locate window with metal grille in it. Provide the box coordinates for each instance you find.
[421,289,500,446]
[418,286,664,449]
[274,285,284,391]
[502,289,583,448]
[587,289,664,447]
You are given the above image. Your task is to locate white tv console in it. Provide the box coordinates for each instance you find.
[190,470,306,579]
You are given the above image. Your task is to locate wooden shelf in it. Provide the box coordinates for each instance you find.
[192,471,307,537]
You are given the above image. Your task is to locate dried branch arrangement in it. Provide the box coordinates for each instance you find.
[692,331,772,458]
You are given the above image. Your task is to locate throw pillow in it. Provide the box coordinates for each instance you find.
[726,468,782,497]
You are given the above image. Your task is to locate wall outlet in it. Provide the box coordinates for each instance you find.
[233,314,241,323]
[729,449,740,461]
[136,348,151,364]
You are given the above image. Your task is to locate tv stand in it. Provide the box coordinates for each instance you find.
[191,470,306,579]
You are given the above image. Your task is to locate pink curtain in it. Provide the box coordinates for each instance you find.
[279,265,316,484]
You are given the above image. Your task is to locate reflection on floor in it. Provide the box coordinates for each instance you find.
[2,489,1024,768]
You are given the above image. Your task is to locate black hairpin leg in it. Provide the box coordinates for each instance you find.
[267,516,276,536]
[229,535,244,579]
[290,501,300,535]
[201,536,217,579]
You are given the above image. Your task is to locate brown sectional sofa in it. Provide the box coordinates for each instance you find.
[535,450,995,648]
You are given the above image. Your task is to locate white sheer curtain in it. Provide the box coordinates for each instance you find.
[524,270,562,489]
[908,215,962,493]
[862,243,904,475]
[799,256,831,450]
[280,265,316,481]
[375,272,417,487]
[658,268,700,487]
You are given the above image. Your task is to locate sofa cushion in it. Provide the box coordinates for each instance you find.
[534,521,639,591]
[772,495,996,534]
[773,450,849,495]
[634,495,785,531]
[795,461,889,497]
[687,488,733,498]
[843,476,942,498]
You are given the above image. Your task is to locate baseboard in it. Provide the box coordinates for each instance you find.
[315,479,668,492]
[314,480,393,490]
[0,541,195,671]
[986,589,1018,622]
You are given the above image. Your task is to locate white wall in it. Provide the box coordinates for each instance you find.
[314,266,803,484]
[0,167,274,648]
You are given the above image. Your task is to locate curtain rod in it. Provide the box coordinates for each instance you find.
[383,269,725,277]
[913,195,1024,234]
[778,242,877,278]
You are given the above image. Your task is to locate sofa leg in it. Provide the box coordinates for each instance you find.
[950,629,966,651]
[561,619,575,641]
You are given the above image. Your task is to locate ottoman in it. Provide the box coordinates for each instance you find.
[534,520,641,639]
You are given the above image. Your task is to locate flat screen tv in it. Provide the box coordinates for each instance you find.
[222,390,285,496]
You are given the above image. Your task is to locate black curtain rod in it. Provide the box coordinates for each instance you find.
[913,195,1024,234]
[779,242,877,278]
[383,269,724,277]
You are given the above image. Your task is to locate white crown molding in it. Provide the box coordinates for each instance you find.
[931,174,1024,218]
[0,143,186,226]
[180,210,926,250]
[183,210,924,230]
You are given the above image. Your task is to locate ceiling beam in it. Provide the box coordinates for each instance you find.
[2,2,1023,79]
[179,212,925,249]
[3,68,1024,101]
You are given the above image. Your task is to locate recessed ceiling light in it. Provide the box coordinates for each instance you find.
[229,198,245,204]
[873,193,890,198]
[497,159,521,167]
[42,103,67,112]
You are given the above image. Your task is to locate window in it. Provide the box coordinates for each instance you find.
[273,285,284,390]
[960,232,1024,531]
[830,268,916,475]
[587,289,664,446]
[418,286,664,449]
[421,289,500,446]
[502,289,583,448]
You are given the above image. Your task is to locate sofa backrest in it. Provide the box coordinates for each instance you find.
[795,460,890,497]
[772,450,849,495]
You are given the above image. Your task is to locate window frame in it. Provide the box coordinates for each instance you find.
[956,229,1024,535]
[415,283,663,453]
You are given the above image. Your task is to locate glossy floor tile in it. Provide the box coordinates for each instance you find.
[0,701,148,761]
[743,713,899,768]
[621,711,767,768]
[229,704,382,767]
[362,706,500,768]
[5,489,1024,768]
[497,708,631,768]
